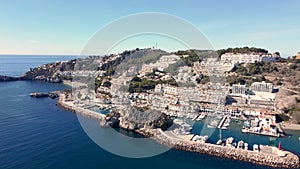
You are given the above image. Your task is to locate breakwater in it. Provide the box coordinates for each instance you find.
[57,94,299,168]
[136,128,299,168]
[56,94,107,124]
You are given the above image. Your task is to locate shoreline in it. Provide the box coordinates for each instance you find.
[56,93,300,168]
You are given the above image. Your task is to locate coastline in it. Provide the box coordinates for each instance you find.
[56,93,300,168]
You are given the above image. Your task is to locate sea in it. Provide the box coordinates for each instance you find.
[0,55,299,169]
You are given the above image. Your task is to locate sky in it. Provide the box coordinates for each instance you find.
[0,0,299,57]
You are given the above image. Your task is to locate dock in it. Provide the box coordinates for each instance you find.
[192,114,201,121]
[217,116,228,129]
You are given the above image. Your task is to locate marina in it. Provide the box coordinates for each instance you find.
[56,93,300,168]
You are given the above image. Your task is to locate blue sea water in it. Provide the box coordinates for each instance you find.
[0,55,299,169]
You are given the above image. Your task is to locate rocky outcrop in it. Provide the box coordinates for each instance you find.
[0,75,19,81]
[1,59,76,83]
[106,107,173,131]
[21,60,76,83]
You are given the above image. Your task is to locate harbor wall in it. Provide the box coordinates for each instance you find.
[136,128,299,168]
[56,94,107,123]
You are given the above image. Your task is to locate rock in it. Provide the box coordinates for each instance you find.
[0,75,19,82]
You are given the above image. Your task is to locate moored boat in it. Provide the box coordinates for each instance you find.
[216,139,222,145]
[244,142,248,150]
[238,140,244,149]
[253,144,259,152]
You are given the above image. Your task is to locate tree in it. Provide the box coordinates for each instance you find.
[274,52,280,56]
[103,81,112,87]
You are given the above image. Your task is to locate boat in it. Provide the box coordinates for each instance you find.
[244,143,248,150]
[221,126,228,130]
[238,141,244,149]
[232,142,237,148]
[216,139,222,145]
[223,122,230,127]
[192,135,208,143]
[196,114,206,121]
[253,144,259,152]
[226,137,234,146]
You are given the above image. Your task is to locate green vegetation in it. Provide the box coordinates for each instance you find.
[226,75,246,85]
[233,61,278,76]
[115,49,167,72]
[128,74,177,93]
[175,50,202,66]
[217,46,268,56]
[103,81,112,87]
[164,61,185,76]
[174,50,217,66]
[95,78,102,90]
[196,74,210,84]
[128,77,156,93]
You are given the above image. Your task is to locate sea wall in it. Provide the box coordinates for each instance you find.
[175,141,299,168]
[136,128,299,168]
[56,94,107,124]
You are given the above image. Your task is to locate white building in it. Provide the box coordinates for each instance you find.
[221,53,276,64]
[232,84,246,95]
[154,84,179,96]
[251,81,273,93]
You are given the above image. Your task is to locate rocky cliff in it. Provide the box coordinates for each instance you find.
[20,59,76,83]
[106,108,173,131]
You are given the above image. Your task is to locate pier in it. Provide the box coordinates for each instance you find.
[217,116,228,129]
[192,113,201,121]
[56,94,107,124]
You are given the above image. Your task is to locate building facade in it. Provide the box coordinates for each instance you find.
[221,53,276,64]
[251,81,273,93]
[232,84,246,95]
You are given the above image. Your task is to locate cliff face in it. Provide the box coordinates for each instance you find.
[20,60,76,83]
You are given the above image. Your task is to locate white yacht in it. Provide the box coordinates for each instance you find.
[226,137,234,146]
[238,141,244,149]
[253,144,259,152]
[244,143,248,150]
[196,114,206,121]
